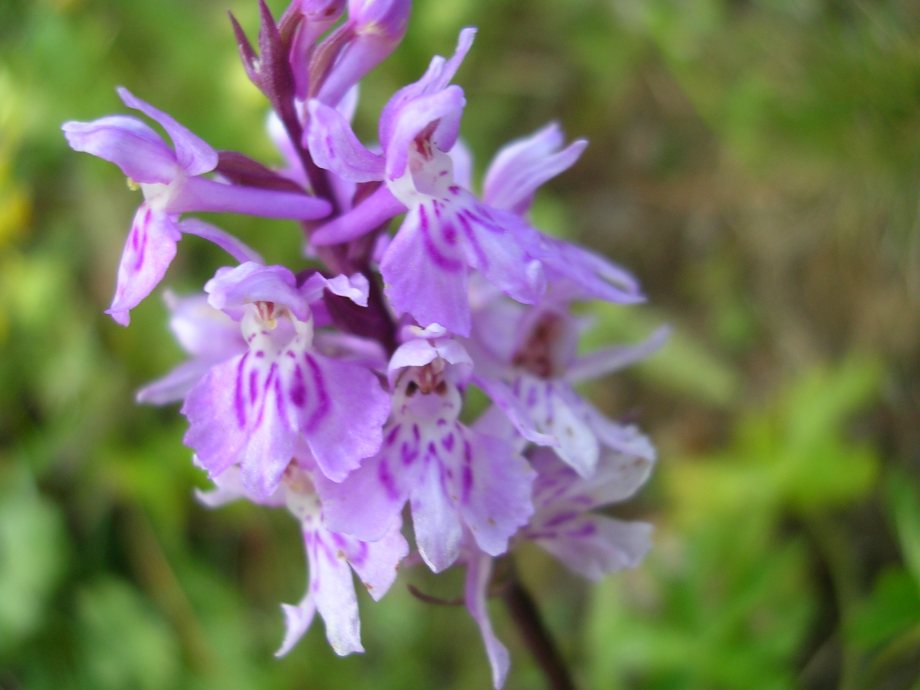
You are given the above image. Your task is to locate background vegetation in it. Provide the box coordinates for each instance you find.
[1,0,918,688]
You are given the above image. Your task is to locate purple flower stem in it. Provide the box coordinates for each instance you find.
[501,565,577,690]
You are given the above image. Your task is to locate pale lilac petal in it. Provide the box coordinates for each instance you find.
[107,205,181,326]
[411,452,464,572]
[315,437,413,541]
[311,185,406,245]
[381,204,470,336]
[205,263,307,321]
[178,218,264,264]
[276,596,317,657]
[472,376,557,447]
[117,87,218,175]
[340,523,408,602]
[465,551,510,689]
[379,28,476,147]
[300,271,370,306]
[449,138,474,190]
[136,359,212,405]
[306,99,386,182]
[170,176,331,219]
[579,402,657,461]
[566,326,670,383]
[194,465,248,508]
[533,516,653,581]
[387,336,472,386]
[181,356,251,478]
[298,353,390,482]
[460,431,535,556]
[62,116,177,183]
[310,531,364,655]
[384,86,467,180]
[529,231,645,305]
[484,123,587,215]
[239,363,296,498]
[457,204,545,306]
[162,291,245,361]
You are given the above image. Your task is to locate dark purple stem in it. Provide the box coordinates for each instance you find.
[502,568,577,690]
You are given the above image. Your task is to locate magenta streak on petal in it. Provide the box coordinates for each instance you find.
[254,363,278,428]
[348,541,368,567]
[527,529,559,540]
[419,204,463,272]
[463,439,472,463]
[274,370,287,422]
[461,465,473,504]
[542,510,579,528]
[412,424,420,442]
[290,361,307,408]
[426,441,437,456]
[441,433,455,451]
[457,212,489,270]
[234,354,249,428]
[249,368,259,404]
[565,521,598,538]
[385,424,402,446]
[378,458,400,500]
[132,210,151,270]
[302,355,330,432]
[401,441,417,466]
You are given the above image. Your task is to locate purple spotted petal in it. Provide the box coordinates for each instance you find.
[483,123,587,215]
[380,202,471,335]
[465,550,510,689]
[62,116,177,184]
[296,352,391,482]
[308,530,364,655]
[339,519,408,602]
[458,431,535,557]
[315,424,416,541]
[117,87,218,175]
[306,99,386,182]
[411,445,464,572]
[107,205,182,326]
[531,515,653,581]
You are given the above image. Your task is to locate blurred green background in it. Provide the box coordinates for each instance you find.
[2,0,919,688]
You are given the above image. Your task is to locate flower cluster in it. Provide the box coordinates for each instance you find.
[64,1,663,686]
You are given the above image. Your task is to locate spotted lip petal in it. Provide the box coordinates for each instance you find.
[107,205,182,326]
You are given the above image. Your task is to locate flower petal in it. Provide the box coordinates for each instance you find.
[381,203,471,336]
[411,450,464,572]
[179,218,264,264]
[276,595,318,657]
[566,325,670,383]
[310,185,406,245]
[296,353,391,482]
[484,123,587,215]
[465,551,510,689]
[62,115,177,183]
[310,530,364,655]
[170,176,331,219]
[117,87,218,175]
[306,99,386,182]
[533,515,653,581]
[338,523,408,602]
[106,205,182,326]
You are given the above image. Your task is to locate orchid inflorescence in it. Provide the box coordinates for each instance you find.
[63,1,664,686]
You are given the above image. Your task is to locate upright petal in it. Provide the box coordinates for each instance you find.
[117,87,218,175]
[306,99,386,182]
[484,123,587,215]
[62,116,177,184]
[107,205,182,326]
